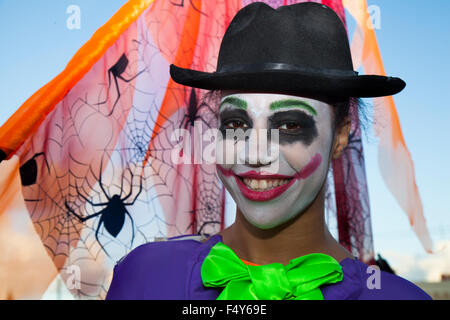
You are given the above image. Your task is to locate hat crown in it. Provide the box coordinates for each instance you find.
[169,1,406,99]
[217,2,354,73]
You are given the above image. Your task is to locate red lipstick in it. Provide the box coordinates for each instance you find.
[233,175,296,201]
[237,171,293,179]
[216,153,322,202]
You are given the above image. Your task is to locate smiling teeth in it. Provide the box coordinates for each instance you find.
[242,178,291,190]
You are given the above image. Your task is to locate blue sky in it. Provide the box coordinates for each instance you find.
[0,0,449,280]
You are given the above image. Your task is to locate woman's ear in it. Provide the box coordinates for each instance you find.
[332,117,351,160]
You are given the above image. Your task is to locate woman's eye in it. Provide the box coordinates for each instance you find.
[224,120,249,129]
[278,122,301,131]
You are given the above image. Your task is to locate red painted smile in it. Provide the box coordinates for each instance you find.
[216,153,322,202]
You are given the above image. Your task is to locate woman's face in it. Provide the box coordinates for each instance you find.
[216,92,336,229]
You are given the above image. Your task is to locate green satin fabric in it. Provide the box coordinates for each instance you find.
[201,242,343,300]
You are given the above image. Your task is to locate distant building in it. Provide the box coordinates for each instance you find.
[415,275,450,300]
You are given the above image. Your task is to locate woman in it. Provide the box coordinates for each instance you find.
[106,2,431,300]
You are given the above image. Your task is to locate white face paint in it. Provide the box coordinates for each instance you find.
[216,92,335,229]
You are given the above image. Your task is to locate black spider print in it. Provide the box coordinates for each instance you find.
[96,53,146,116]
[0,149,6,163]
[180,88,217,130]
[64,165,143,257]
[19,152,50,186]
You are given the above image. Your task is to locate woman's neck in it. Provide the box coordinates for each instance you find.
[218,187,354,265]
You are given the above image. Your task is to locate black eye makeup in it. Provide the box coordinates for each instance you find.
[268,110,318,146]
[219,109,253,138]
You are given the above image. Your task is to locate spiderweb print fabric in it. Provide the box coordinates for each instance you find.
[3,0,374,299]
[13,1,237,299]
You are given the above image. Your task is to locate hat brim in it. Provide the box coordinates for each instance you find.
[170,64,405,101]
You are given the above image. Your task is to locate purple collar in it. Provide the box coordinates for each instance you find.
[186,234,364,300]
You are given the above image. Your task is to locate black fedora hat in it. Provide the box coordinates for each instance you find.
[170,2,405,101]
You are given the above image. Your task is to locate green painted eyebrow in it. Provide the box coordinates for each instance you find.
[269,99,317,116]
[219,97,248,111]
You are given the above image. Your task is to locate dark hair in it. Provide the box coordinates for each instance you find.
[332,97,370,134]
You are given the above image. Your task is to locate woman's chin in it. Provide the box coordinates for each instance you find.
[239,206,299,230]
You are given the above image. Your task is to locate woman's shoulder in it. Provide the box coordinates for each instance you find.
[323,257,431,300]
[353,259,432,300]
[105,234,211,300]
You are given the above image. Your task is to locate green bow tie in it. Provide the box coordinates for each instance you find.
[201,242,343,300]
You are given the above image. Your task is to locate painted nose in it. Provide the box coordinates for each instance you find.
[238,128,279,167]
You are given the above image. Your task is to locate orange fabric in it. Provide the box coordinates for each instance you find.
[0,0,155,159]
[143,1,242,168]
[343,0,432,252]
[344,0,406,144]
[138,1,241,236]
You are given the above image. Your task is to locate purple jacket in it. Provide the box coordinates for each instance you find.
[106,234,431,300]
